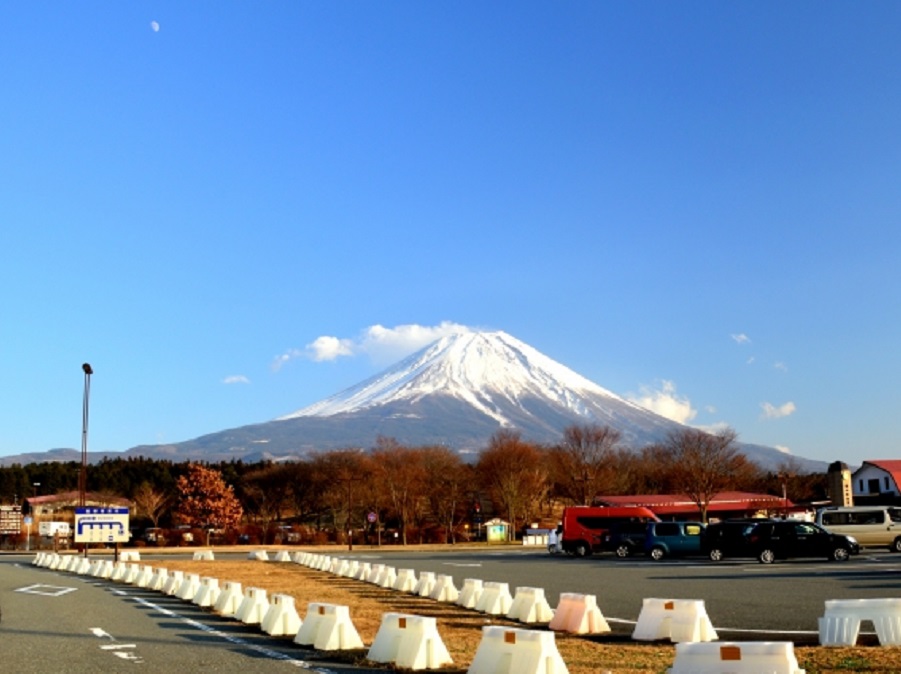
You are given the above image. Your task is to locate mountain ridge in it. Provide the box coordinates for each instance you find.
[0,330,828,471]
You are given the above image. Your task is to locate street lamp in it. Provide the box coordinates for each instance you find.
[79,363,93,508]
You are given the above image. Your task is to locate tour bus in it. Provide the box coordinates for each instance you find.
[560,505,659,557]
[815,506,901,551]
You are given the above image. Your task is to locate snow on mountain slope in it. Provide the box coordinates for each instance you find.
[2,329,825,471]
[277,330,651,426]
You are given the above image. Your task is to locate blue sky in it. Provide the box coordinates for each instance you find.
[2,3,899,466]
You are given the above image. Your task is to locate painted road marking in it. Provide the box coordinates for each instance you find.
[130,594,337,672]
[15,584,77,597]
[442,562,482,567]
[91,626,144,664]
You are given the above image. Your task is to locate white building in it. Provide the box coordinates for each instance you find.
[851,460,901,499]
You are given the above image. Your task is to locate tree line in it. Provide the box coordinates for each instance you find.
[0,425,827,543]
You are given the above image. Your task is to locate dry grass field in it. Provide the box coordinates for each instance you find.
[152,555,901,673]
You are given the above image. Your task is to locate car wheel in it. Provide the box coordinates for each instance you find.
[708,548,724,562]
[573,542,590,557]
[615,544,631,558]
[832,546,851,562]
[758,548,776,564]
[650,546,666,561]
[892,537,901,553]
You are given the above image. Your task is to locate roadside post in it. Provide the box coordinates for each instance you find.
[24,516,33,552]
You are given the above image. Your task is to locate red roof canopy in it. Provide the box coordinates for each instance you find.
[596,491,791,516]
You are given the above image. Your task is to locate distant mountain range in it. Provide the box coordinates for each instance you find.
[1,330,827,472]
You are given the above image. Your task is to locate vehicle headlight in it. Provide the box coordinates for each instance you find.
[846,536,858,544]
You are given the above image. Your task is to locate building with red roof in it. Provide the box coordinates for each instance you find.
[852,461,901,502]
[24,491,132,520]
[595,491,797,521]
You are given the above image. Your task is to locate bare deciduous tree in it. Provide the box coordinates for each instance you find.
[310,448,371,544]
[371,436,426,545]
[477,430,548,539]
[132,481,169,528]
[658,427,754,522]
[548,424,621,505]
[420,446,469,544]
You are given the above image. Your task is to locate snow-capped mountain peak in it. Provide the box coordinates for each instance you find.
[277,330,644,425]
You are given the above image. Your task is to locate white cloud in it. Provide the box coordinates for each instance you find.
[775,445,792,454]
[761,401,796,419]
[628,380,697,424]
[223,375,249,385]
[272,322,472,370]
[731,333,751,344]
[150,20,160,32]
[774,361,788,372]
[306,335,355,362]
[357,322,472,363]
[695,420,731,434]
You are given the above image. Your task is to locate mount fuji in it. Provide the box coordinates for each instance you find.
[277,330,678,446]
[115,330,822,471]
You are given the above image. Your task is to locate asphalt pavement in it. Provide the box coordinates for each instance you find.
[6,544,900,673]
[298,545,901,644]
[0,555,383,674]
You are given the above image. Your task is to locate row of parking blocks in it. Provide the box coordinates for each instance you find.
[33,550,901,674]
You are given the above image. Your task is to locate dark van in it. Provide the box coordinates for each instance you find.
[701,519,761,561]
[747,520,859,564]
[602,520,650,557]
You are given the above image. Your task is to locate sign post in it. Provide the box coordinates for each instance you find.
[24,516,33,551]
[1,505,23,539]
[75,507,130,560]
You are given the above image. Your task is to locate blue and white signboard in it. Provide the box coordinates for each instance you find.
[74,507,130,543]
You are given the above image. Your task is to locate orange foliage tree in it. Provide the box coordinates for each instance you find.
[174,463,243,532]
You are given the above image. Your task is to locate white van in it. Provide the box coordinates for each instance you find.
[816,506,901,551]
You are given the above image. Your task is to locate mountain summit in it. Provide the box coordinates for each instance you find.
[276,330,676,445]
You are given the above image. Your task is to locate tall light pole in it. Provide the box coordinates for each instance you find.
[79,363,93,508]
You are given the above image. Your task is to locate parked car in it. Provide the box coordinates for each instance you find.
[748,520,859,563]
[644,521,705,560]
[701,519,761,561]
[816,506,901,551]
[601,521,649,558]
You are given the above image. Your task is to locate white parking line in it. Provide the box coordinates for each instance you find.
[131,595,337,672]
[603,616,827,637]
[15,584,77,597]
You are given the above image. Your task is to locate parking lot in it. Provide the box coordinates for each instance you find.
[310,546,901,643]
[8,543,901,673]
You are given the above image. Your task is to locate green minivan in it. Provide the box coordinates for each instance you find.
[644,521,705,560]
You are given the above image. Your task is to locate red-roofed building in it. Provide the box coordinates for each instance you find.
[595,491,797,521]
[24,491,132,520]
[852,461,901,502]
